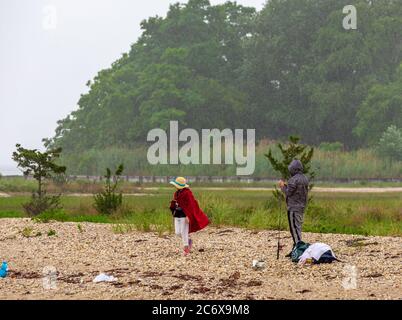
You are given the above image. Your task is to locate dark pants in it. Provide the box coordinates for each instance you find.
[287,209,304,245]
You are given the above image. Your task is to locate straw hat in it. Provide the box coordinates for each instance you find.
[169,177,189,189]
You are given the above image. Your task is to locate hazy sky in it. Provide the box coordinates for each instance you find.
[0,0,265,174]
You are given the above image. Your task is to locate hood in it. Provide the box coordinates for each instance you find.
[288,159,304,176]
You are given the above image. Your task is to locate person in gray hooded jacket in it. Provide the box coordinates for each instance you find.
[278,159,309,248]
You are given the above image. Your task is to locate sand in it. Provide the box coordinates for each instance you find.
[0,218,400,300]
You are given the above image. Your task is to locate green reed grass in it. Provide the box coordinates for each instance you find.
[0,191,400,237]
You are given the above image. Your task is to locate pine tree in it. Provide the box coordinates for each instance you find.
[12,144,66,216]
[265,136,315,200]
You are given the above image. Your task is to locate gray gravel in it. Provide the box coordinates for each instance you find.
[0,218,400,300]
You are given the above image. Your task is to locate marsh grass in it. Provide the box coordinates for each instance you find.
[1,176,402,196]
[2,145,402,197]
[0,191,401,237]
[118,209,174,236]
[52,144,402,179]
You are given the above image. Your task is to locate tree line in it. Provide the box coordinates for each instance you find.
[45,0,402,154]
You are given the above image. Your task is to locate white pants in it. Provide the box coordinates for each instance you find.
[174,218,189,246]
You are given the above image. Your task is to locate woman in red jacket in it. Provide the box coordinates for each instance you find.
[169,177,209,256]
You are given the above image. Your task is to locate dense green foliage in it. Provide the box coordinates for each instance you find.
[46,0,402,158]
[45,0,255,152]
[355,65,402,145]
[377,125,402,161]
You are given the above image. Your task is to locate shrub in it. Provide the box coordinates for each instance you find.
[377,125,402,161]
[94,164,124,215]
[12,144,66,216]
[23,193,61,217]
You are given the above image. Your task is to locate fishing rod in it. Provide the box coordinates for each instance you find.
[276,180,283,260]
[277,185,284,260]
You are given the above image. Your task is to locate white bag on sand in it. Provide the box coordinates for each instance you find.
[298,243,335,265]
[93,273,118,283]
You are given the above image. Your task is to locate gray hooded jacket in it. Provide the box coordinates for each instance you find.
[281,160,309,211]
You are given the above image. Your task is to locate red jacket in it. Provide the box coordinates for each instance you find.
[173,188,209,233]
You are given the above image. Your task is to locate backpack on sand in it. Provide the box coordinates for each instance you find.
[291,241,310,263]
[314,250,338,264]
[291,241,338,264]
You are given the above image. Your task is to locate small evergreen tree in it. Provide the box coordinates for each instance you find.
[265,136,315,200]
[12,144,66,216]
[94,164,124,215]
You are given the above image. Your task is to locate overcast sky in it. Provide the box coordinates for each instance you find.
[0,0,265,174]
